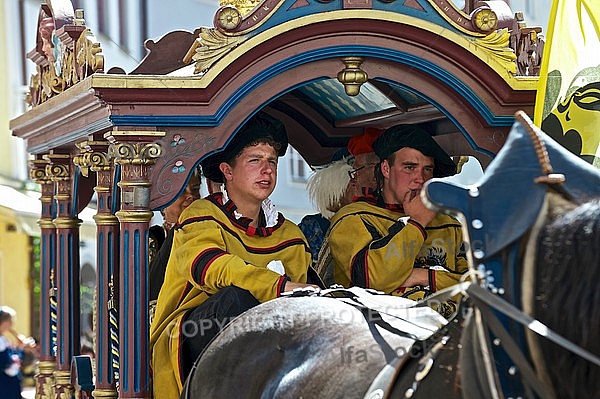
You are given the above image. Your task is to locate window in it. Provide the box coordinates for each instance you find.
[288,147,309,182]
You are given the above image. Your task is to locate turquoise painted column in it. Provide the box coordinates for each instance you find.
[107,131,163,399]
[78,141,121,399]
[45,152,81,398]
[30,157,57,399]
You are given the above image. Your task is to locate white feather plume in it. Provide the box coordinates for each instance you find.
[306,156,353,219]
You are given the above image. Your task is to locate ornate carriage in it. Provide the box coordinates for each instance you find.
[10,0,545,397]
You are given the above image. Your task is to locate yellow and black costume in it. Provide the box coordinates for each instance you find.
[150,192,311,398]
[329,192,468,317]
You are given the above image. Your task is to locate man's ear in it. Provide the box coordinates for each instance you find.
[219,162,233,181]
[380,159,390,179]
[182,193,196,207]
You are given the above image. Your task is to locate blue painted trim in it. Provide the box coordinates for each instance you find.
[49,235,57,357]
[122,230,129,392]
[110,46,513,129]
[108,231,116,384]
[97,232,105,382]
[41,236,49,351]
[134,228,141,391]
[59,235,65,365]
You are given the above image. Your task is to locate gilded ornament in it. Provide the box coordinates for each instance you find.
[88,152,111,172]
[45,164,70,182]
[75,28,104,79]
[188,28,247,74]
[217,6,243,30]
[473,8,498,32]
[73,153,90,178]
[30,160,52,184]
[108,142,162,166]
[471,28,517,75]
[336,57,368,96]
[219,0,262,16]
[27,10,104,107]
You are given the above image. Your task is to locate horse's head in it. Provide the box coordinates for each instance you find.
[423,111,600,398]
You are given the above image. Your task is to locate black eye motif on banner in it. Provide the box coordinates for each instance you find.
[541,68,600,166]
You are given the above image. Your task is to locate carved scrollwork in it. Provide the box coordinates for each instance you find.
[472,28,517,75]
[218,0,262,16]
[75,28,104,80]
[45,164,70,182]
[88,151,111,172]
[188,27,247,74]
[26,7,104,107]
[73,153,90,178]
[30,159,52,184]
[109,142,163,166]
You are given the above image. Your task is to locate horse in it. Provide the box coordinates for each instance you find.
[182,112,600,399]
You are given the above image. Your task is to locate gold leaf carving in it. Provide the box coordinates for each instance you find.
[191,28,247,74]
[220,0,262,16]
[27,21,104,107]
[109,143,163,166]
[472,28,517,75]
[75,28,104,80]
[45,164,70,181]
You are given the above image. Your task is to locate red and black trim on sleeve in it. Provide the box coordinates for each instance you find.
[191,248,227,285]
[350,247,370,288]
[277,275,290,295]
[407,219,427,240]
[428,268,436,293]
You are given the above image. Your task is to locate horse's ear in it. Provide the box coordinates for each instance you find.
[425,113,600,262]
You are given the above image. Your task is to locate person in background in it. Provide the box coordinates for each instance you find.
[307,128,383,286]
[298,149,354,267]
[150,112,316,398]
[0,306,35,399]
[149,169,202,314]
[346,127,383,200]
[328,124,468,317]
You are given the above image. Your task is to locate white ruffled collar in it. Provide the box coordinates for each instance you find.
[220,186,279,228]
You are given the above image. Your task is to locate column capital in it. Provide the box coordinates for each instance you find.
[29,157,53,185]
[108,141,163,166]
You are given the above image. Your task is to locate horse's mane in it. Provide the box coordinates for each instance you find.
[534,196,600,398]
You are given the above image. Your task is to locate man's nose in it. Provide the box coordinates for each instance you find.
[261,161,275,174]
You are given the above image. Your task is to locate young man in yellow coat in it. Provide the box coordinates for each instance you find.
[329,124,468,318]
[150,112,316,398]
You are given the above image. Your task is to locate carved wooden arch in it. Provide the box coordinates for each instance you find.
[150,17,536,208]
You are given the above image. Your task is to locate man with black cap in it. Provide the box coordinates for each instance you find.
[150,112,316,398]
[328,124,468,318]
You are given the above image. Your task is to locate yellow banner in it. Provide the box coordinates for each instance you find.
[534,0,600,167]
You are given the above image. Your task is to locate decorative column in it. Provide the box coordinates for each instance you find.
[45,152,81,398]
[107,131,163,399]
[30,157,57,399]
[78,141,121,399]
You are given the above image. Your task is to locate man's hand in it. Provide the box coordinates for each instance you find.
[283,281,319,292]
[402,190,435,227]
[400,268,428,287]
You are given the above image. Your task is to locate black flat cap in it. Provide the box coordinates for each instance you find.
[201,112,288,183]
[372,124,456,177]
